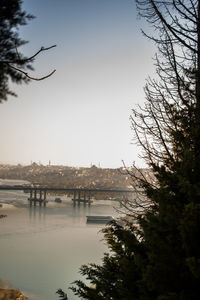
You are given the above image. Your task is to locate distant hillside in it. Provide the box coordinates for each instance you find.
[0,164,135,190]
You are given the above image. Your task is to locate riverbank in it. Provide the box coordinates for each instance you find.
[0,288,26,300]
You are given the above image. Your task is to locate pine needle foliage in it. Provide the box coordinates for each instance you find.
[0,0,34,102]
[71,220,148,300]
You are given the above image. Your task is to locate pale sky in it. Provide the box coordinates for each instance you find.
[0,0,155,168]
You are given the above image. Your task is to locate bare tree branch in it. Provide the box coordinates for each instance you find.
[1,45,57,81]
[1,45,57,64]
[7,63,56,81]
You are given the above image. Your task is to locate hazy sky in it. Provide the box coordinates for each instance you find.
[0,0,155,168]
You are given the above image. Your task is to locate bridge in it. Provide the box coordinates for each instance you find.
[0,185,140,207]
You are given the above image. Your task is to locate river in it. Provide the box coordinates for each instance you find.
[0,179,121,300]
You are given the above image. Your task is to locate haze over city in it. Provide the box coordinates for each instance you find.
[0,0,155,168]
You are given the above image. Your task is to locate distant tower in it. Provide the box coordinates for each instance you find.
[49,160,51,166]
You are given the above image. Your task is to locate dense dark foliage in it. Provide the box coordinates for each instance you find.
[0,0,34,102]
[60,1,200,299]
[56,289,68,300]
[70,221,144,300]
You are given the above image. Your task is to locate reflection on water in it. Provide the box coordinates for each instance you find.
[0,180,120,300]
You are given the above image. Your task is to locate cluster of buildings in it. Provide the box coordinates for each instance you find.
[0,163,134,190]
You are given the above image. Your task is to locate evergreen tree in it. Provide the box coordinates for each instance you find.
[130,0,200,298]
[0,0,56,102]
[0,0,34,102]
[61,1,200,299]
[70,220,148,300]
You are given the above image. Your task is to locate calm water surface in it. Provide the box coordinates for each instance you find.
[0,179,121,300]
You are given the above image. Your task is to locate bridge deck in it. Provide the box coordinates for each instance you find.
[0,186,141,193]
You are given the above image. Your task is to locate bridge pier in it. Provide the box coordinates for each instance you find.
[28,189,48,207]
[34,190,37,206]
[72,190,92,206]
[44,190,47,207]
[78,190,81,205]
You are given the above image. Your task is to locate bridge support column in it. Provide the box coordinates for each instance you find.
[88,191,91,206]
[28,189,48,207]
[83,191,86,206]
[39,190,42,206]
[44,190,47,207]
[73,191,76,206]
[34,190,37,206]
[78,190,81,205]
[29,190,33,206]
[72,190,92,206]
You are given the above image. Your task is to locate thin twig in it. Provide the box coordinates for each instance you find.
[7,64,56,81]
[2,45,57,64]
